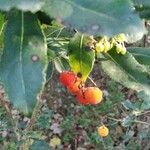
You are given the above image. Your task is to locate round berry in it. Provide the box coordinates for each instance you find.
[76,90,89,105]
[59,71,76,87]
[84,87,103,105]
[98,125,109,137]
[67,79,82,95]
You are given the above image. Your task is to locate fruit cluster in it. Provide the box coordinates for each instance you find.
[95,33,127,55]
[59,71,109,137]
[59,71,103,105]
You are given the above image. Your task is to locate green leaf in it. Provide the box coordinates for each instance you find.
[30,140,51,150]
[44,21,75,38]
[54,57,69,73]
[0,13,4,36]
[138,91,150,110]
[0,13,5,53]
[0,0,44,12]
[138,8,150,19]
[0,10,47,114]
[46,62,54,81]
[42,0,145,43]
[122,116,134,127]
[68,33,95,81]
[122,100,134,110]
[99,51,150,95]
[132,0,150,8]
[127,47,150,66]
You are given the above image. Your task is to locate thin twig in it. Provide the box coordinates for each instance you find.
[107,116,122,122]
[88,76,97,86]
[108,116,150,126]
[134,120,150,126]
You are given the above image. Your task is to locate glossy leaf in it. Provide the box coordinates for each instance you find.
[0,11,47,114]
[0,0,44,12]
[42,0,145,43]
[127,47,150,66]
[139,9,150,19]
[132,0,150,8]
[0,13,5,52]
[99,51,150,95]
[68,33,95,81]
[46,62,54,81]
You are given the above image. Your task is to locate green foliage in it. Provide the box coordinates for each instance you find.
[68,33,95,81]
[99,51,150,98]
[42,0,145,43]
[30,140,51,150]
[0,107,12,131]
[0,10,47,114]
[0,1,149,149]
[138,91,150,110]
[132,0,150,8]
[45,22,72,73]
[97,81,125,114]
[0,13,5,53]
[36,108,52,129]
[127,47,150,66]
[0,0,44,12]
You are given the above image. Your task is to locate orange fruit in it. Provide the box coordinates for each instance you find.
[67,79,82,94]
[59,71,76,87]
[98,125,109,137]
[76,90,89,105]
[84,87,103,105]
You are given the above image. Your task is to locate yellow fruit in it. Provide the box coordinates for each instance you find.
[109,38,116,49]
[103,40,111,53]
[116,43,126,55]
[120,46,126,55]
[95,42,104,53]
[114,33,127,42]
[49,137,61,148]
[98,125,109,137]
[84,87,103,105]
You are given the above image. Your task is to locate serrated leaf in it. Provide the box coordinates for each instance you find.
[127,47,150,66]
[42,0,146,43]
[99,51,150,95]
[68,33,95,81]
[0,0,44,12]
[0,11,47,114]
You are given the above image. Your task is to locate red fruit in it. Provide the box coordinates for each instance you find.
[76,90,89,105]
[84,87,103,105]
[59,71,76,87]
[67,79,82,95]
